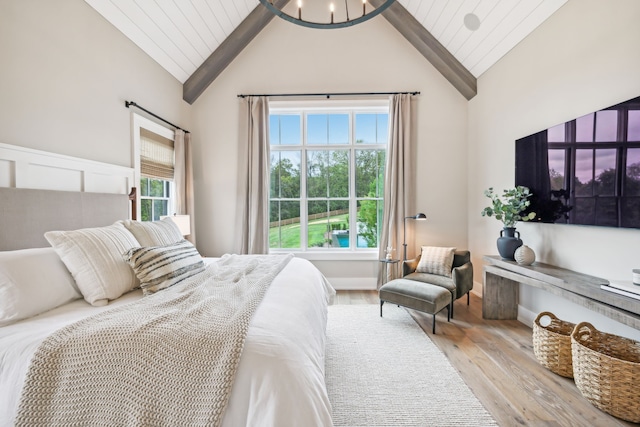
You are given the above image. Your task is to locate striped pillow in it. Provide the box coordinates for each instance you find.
[45,223,141,306]
[120,218,183,247]
[124,239,205,295]
[416,246,456,277]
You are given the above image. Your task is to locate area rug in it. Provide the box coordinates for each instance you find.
[325,304,497,427]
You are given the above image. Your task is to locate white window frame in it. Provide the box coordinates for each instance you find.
[131,112,176,221]
[269,99,389,261]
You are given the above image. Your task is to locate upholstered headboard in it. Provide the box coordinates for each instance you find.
[0,187,129,251]
[0,142,136,251]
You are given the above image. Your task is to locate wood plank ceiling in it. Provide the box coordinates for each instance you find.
[85,0,567,102]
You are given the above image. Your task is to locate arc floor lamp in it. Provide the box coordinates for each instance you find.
[403,213,427,260]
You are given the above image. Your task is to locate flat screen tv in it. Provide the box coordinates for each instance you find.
[515,95,640,229]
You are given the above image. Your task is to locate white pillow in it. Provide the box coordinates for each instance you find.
[120,218,183,247]
[0,247,81,326]
[45,222,141,307]
[124,239,206,295]
[416,246,456,278]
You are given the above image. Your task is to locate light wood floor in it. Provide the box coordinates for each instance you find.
[334,290,636,427]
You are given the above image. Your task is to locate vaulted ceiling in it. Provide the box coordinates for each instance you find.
[85,0,567,103]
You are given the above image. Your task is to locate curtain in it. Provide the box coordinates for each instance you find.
[379,94,413,286]
[515,130,552,221]
[174,130,196,245]
[237,96,270,254]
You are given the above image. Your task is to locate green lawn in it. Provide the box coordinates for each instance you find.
[270,214,348,248]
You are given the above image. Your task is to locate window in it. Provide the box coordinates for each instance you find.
[132,114,176,222]
[269,100,388,252]
[140,177,171,221]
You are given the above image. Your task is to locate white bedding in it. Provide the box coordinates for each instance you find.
[0,256,336,426]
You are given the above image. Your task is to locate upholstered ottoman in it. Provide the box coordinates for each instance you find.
[379,278,452,333]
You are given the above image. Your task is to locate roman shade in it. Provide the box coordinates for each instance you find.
[140,128,174,180]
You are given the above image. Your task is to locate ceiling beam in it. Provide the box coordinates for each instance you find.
[183,0,291,105]
[370,0,477,100]
[184,0,476,103]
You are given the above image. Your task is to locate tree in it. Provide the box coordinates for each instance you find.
[625,162,640,195]
[306,150,349,215]
[356,149,384,197]
[595,168,616,196]
[270,155,300,222]
[357,173,384,248]
[549,168,565,191]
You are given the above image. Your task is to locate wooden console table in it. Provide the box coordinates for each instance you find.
[482,255,640,330]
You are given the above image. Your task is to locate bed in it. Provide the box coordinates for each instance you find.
[0,187,335,426]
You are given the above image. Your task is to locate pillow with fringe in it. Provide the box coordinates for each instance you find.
[124,239,205,295]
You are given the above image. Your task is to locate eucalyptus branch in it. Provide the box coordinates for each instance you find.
[481,186,536,228]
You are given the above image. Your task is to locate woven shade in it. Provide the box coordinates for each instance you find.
[141,128,174,180]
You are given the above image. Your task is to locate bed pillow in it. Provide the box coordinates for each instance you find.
[0,247,82,326]
[45,222,141,307]
[120,218,183,247]
[416,246,456,278]
[124,239,206,296]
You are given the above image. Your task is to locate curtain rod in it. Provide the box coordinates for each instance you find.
[236,91,420,99]
[125,101,190,134]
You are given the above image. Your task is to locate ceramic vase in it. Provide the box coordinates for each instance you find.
[514,245,536,265]
[497,227,523,261]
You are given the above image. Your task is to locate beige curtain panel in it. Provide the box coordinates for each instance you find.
[379,93,414,286]
[237,96,270,255]
[174,130,196,245]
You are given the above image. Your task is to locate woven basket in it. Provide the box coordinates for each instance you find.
[532,311,575,378]
[571,322,640,423]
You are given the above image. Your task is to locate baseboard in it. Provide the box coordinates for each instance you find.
[330,277,378,290]
[518,305,537,328]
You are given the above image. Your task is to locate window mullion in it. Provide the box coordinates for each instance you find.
[300,113,308,250]
[349,111,357,249]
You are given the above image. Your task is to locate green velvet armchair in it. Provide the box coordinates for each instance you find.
[402,250,473,318]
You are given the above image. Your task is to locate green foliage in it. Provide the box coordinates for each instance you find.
[481,186,536,227]
[307,150,349,200]
[357,172,384,248]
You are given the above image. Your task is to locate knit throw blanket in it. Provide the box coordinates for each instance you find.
[15,253,293,427]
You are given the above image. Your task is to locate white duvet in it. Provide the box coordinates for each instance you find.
[0,256,335,427]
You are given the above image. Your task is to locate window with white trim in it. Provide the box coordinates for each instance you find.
[133,116,176,222]
[269,100,389,252]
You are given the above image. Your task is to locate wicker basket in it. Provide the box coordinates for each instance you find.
[533,311,575,378]
[571,322,640,423]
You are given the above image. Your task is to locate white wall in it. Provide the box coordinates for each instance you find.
[468,0,640,340]
[189,15,469,285]
[0,0,189,168]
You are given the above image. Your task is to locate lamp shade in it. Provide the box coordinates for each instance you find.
[160,214,191,236]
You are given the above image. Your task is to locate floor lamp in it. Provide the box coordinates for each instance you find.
[403,213,427,260]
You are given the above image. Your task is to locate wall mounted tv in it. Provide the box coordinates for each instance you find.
[515,95,640,229]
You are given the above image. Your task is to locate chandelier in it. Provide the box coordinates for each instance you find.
[259,0,396,29]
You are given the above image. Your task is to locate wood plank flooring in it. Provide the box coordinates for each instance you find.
[334,290,636,427]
